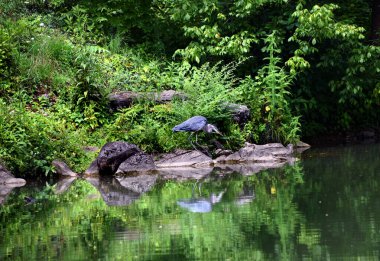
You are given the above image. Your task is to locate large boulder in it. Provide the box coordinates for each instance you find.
[97,141,140,175]
[116,152,156,174]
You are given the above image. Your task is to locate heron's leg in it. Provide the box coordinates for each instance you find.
[193,132,212,157]
[194,132,203,147]
[188,132,198,151]
[197,133,212,157]
[194,132,199,146]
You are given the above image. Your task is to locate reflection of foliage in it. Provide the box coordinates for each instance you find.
[3,150,380,260]
[298,144,380,258]
[0,163,313,260]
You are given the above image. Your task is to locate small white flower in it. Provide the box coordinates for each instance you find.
[31,37,34,41]
[39,22,45,27]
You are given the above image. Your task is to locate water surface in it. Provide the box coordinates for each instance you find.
[1,143,380,260]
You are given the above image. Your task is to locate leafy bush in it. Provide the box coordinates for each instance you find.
[0,98,88,176]
[0,26,14,95]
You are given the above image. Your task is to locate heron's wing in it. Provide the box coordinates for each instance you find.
[172,116,207,132]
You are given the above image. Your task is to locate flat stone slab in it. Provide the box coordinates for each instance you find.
[155,150,213,168]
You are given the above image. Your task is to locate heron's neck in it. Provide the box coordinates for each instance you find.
[203,124,213,133]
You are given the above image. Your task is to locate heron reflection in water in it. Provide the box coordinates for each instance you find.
[177,182,225,213]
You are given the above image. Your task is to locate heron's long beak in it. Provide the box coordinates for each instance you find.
[214,128,222,135]
[208,124,222,135]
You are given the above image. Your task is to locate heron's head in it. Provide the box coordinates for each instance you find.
[204,124,222,135]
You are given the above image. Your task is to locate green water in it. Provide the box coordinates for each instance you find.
[1,143,380,260]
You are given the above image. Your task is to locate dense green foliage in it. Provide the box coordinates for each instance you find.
[0,0,379,176]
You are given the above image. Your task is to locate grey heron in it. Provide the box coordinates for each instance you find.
[172,116,221,150]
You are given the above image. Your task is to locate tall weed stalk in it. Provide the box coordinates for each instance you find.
[238,31,300,144]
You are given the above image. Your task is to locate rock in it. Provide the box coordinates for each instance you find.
[52,160,78,177]
[116,152,156,174]
[54,177,77,194]
[84,159,99,176]
[217,143,294,163]
[97,141,140,175]
[223,103,250,127]
[214,161,290,176]
[109,90,187,110]
[157,90,187,103]
[357,130,376,139]
[215,149,233,157]
[157,166,213,182]
[295,141,311,148]
[83,146,99,153]
[0,164,26,185]
[109,91,140,110]
[0,164,26,205]
[85,176,142,206]
[0,164,15,183]
[116,174,157,194]
[3,178,27,185]
[0,186,14,205]
[155,150,213,168]
[294,141,311,153]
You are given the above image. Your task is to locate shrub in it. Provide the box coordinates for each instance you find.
[0,26,14,95]
[0,98,88,176]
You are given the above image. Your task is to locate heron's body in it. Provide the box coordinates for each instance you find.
[172,115,221,151]
[172,116,208,133]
